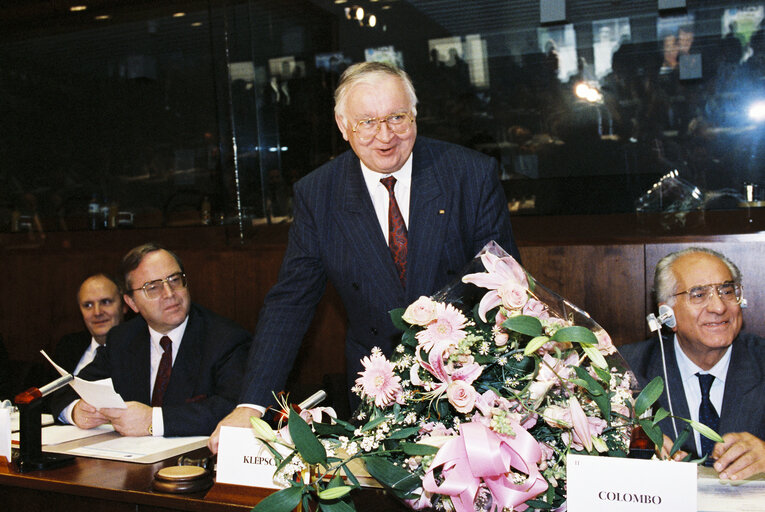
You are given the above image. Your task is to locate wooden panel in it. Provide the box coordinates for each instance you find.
[519,244,645,346]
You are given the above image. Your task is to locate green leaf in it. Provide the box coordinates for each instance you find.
[331,417,357,432]
[400,442,440,456]
[288,408,327,466]
[523,336,550,356]
[503,315,543,337]
[387,426,421,440]
[638,418,664,449]
[341,464,361,488]
[362,456,420,495]
[592,365,612,384]
[252,486,304,512]
[572,367,610,418]
[317,486,352,500]
[551,326,598,345]
[318,499,357,512]
[389,308,407,330]
[581,344,608,369]
[312,422,354,437]
[360,415,388,432]
[652,408,670,425]
[634,376,664,417]
[671,427,691,457]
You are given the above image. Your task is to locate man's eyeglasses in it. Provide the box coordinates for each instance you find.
[351,111,414,142]
[130,272,187,300]
[672,282,743,306]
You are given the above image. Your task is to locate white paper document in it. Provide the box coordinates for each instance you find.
[40,349,126,409]
[0,407,11,462]
[12,423,115,445]
[66,434,208,461]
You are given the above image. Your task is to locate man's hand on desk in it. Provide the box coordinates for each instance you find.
[72,400,108,429]
[208,406,262,454]
[713,432,765,481]
[658,434,690,461]
[100,402,152,436]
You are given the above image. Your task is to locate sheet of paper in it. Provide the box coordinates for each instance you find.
[567,454,697,512]
[66,434,208,461]
[40,349,126,409]
[12,423,115,445]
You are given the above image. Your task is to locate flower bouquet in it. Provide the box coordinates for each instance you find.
[250,241,721,512]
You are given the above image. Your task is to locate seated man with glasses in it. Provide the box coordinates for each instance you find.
[621,247,765,481]
[50,243,251,437]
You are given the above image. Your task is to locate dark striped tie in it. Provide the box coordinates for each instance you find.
[380,176,407,287]
[151,336,173,407]
[696,373,719,463]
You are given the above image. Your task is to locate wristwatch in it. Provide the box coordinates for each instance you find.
[148,423,153,436]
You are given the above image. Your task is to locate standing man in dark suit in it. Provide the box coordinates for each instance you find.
[53,273,126,376]
[50,243,251,437]
[209,61,519,451]
[621,247,765,481]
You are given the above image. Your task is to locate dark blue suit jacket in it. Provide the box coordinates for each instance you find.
[53,330,92,376]
[50,303,251,436]
[241,136,519,406]
[620,332,765,456]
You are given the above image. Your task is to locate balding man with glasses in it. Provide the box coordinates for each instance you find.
[50,243,250,437]
[621,247,765,481]
[209,61,519,452]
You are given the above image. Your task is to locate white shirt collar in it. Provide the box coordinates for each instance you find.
[148,315,189,354]
[673,334,731,384]
[359,152,413,191]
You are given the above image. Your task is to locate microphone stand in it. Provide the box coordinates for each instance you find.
[14,374,76,472]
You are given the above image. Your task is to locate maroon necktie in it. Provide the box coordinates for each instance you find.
[151,336,172,407]
[380,176,407,286]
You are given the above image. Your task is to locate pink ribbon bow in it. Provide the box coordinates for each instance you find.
[422,421,548,511]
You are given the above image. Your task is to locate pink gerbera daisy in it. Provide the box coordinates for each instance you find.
[356,352,402,408]
[415,302,468,351]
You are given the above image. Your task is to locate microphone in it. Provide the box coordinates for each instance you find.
[646,304,676,332]
[15,374,73,405]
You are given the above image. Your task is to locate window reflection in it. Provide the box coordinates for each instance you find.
[1,1,765,235]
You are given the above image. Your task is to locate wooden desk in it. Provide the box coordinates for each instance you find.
[0,450,407,512]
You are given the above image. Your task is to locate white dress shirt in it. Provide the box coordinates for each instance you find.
[360,153,413,241]
[147,317,188,436]
[72,337,102,376]
[673,335,731,455]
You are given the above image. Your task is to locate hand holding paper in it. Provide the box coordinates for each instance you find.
[72,400,109,430]
[40,350,126,410]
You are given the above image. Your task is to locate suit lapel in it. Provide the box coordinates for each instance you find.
[334,154,403,302]
[407,140,445,302]
[128,328,152,403]
[164,308,203,404]
[720,336,760,433]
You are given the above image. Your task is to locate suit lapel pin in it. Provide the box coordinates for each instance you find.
[438,209,445,214]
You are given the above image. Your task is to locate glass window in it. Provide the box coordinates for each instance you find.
[1,1,763,238]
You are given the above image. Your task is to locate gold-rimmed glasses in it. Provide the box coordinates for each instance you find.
[672,282,743,306]
[129,272,187,300]
[351,111,414,141]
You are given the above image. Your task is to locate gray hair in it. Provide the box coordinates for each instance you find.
[334,62,418,120]
[654,247,742,306]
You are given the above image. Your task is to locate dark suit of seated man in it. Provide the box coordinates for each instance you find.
[621,247,765,481]
[50,243,251,437]
[53,273,126,377]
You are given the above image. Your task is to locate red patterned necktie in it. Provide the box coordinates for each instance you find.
[151,336,173,407]
[380,176,407,287]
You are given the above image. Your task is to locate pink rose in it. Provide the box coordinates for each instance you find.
[542,405,572,428]
[446,381,477,414]
[402,296,437,326]
[498,281,529,309]
[494,332,509,346]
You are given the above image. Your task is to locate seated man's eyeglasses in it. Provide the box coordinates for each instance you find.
[672,282,743,306]
[130,272,187,300]
[352,111,414,141]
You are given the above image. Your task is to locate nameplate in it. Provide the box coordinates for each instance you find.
[216,426,290,489]
[567,454,696,511]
